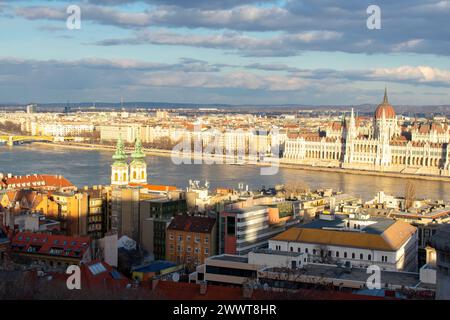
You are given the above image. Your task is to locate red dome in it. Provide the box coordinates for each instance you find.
[375,103,396,119]
[374,88,396,119]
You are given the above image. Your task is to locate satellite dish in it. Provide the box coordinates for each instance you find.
[172,272,180,282]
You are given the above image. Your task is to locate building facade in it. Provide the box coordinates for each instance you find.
[283,89,450,177]
[219,203,300,256]
[166,215,217,268]
[269,215,418,272]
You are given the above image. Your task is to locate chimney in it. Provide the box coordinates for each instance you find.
[199,280,207,295]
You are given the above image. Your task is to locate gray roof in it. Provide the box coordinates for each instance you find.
[210,254,249,264]
[301,217,395,235]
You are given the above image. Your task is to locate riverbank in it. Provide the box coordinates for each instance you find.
[32,141,450,183]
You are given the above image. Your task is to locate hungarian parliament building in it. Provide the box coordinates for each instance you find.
[283,89,450,177]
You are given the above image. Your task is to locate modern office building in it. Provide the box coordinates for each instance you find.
[219,203,299,255]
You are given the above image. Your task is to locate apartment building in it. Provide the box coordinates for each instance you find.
[139,198,188,259]
[166,215,216,268]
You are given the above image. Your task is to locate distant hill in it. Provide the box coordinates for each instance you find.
[1,101,450,116]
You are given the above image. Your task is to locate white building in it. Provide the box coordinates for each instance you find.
[283,89,450,177]
[269,214,418,272]
[39,123,94,137]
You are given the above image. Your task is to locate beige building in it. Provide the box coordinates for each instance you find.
[283,89,450,177]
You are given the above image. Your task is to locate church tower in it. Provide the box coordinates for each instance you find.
[111,136,129,186]
[129,135,147,184]
[374,87,398,139]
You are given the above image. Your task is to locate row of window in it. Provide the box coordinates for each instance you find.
[170,244,209,255]
[277,245,390,263]
[168,233,209,244]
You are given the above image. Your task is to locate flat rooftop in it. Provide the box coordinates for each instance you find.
[261,264,435,291]
[252,249,303,257]
[303,216,395,235]
[225,206,268,214]
[209,254,249,264]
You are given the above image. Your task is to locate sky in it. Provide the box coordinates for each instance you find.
[1,0,450,105]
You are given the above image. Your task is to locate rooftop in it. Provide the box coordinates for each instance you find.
[167,215,216,234]
[260,263,435,292]
[224,205,268,214]
[132,260,178,273]
[271,218,417,251]
[11,232,90,259]
[209,254,249,264]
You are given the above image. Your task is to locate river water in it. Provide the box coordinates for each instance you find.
[1,144,450,201]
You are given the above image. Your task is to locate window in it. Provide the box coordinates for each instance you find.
[368,254,372,261]
[205,248,209,255]
[336,251,340,258]
[187,246,191,253]
[313,249,316,255]
[360,253,363,260]
[344,252,347,258]
[186,235,191,241]
[204,236,209,244]
[194,247,199,254]
[297,248,301,253]
[305,248,309,254]
[352,253,355,259]
[195,235,200,243]
[169,233,174,240]
[226,216,236,235]
[290,247,293,252]
[178,235,182,241]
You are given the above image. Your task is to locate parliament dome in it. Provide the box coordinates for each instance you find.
[374,88,396,119]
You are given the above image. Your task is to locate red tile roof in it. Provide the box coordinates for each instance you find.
[1,174,74,190]
[167,215,216,234]
[81,260,130,290]
[11,232,90,259]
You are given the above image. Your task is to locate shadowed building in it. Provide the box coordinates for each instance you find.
[429,224,450,300]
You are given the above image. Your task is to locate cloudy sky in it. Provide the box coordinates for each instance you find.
[1,0,450,105]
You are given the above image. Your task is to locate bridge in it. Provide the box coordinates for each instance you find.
[0,135,54,146]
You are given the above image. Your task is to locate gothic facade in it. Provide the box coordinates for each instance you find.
[283,89,450,176]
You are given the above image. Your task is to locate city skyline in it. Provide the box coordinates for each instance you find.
[1,0,450,105]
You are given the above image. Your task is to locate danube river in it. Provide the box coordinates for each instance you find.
[2,144,450,201]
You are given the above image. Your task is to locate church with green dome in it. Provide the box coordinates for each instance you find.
[111,135,147,186]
